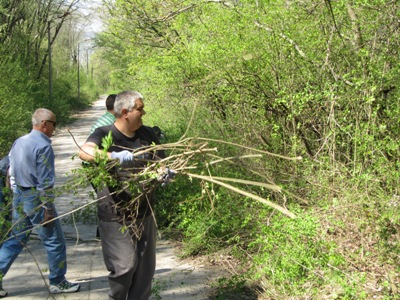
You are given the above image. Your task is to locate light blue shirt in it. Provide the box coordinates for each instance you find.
[9,129,55,191]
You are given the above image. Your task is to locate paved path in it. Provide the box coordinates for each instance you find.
[2,96,214,299]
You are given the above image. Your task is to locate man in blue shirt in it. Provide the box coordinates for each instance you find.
[0,108,80,298]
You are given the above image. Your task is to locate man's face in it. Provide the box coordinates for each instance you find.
[42,116,57,137]
[127,99,146,132]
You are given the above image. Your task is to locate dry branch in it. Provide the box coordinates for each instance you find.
[65,129,301,235]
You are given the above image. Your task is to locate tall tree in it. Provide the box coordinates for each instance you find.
[0,0,81,78]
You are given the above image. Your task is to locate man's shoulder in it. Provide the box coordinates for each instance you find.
[90,113,115,133]
[138,125,156,137]
[139,125,152,131]
[93,124,114,135]
[99,112,115,121]
[18,130,49,145]
[137,126,160,144]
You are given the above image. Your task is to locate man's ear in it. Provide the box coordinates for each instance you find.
[121,108,129,116]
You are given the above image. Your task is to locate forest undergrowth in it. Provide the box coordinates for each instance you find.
[1,0,399,299]
[140,120,399,300]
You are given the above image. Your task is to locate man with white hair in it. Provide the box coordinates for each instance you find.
[0,108,80,297]
[79,90,174,300]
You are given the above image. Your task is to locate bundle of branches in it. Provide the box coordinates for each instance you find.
[79,135,301,239]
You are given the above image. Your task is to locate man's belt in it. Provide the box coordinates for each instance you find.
[20,186,36,191]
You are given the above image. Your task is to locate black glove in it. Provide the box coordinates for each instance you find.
[157,168,177,187]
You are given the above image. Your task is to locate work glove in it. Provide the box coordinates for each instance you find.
[41,204,56,228]
[38,190,56,228]
[157,168,177,187]
[111,150,134,165]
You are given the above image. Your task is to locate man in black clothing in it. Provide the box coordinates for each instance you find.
[79,90,171,300]
[0,156,10,245]
[0,156,9,208]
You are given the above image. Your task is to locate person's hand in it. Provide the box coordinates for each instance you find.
[158,168,177,187]
[111,150,134,164]
[41,204,56,228]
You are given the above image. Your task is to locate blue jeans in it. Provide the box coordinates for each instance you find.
[0,188,67,285]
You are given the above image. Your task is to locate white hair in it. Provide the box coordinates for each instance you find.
[32,108,54,125]
[114,90,144,117]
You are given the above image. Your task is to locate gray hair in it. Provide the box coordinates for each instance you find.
[114,90,144,118]
[32,108,54,125]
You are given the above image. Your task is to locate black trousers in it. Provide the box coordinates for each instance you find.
[99,216,156,300]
